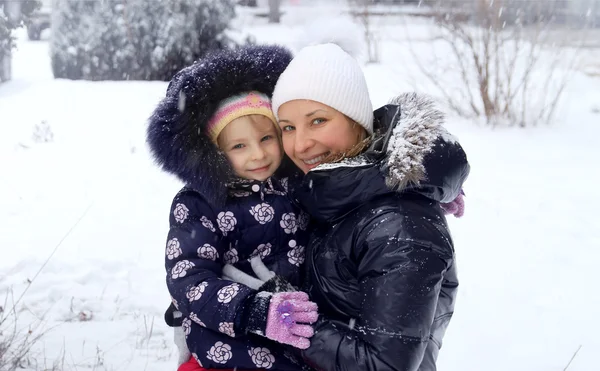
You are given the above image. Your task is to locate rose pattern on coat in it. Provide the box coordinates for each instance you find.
[287,241,305,267]
[171,260,195,279]
[189,312,205,327]
[249,347,275,369]
[223,248,239,264]
[183,317,192,336]
[173,203,189,223]
[251,243,272,259]
[263,185,285,196]
[217,283,241,304]
[280,177,289,191]
[200,216,216,232]
[297,210,310,231]
[217,211,237,235]
[197,244,219,261]
[279,212,297,234]
[206,341,233,364]
[187,281,209,302]
[218,322,235,337]
[166,171,312,370]
[171,296,179,310]
[249,203,275,225]
[166,238,182,260]
[230,190,251,198]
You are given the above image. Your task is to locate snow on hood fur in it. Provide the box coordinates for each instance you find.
[385,92,454,191]
[313,92,468,203]
[146,44,293,205]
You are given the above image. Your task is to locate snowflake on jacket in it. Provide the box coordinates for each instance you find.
[165,178,310,370]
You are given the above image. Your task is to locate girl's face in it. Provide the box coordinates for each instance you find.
[217,115,282,181]
[277,100,364,174]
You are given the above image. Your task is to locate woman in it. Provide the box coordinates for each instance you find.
[269,43,470,371]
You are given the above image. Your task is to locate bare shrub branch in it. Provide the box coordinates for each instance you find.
[403,0,591,127]
[347,0,380,63]
[563,345,582,371]
[0,291,46,371]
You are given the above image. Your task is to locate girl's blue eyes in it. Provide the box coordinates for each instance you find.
[230,135,273,150]
[282,125,295,132]
[312,118,326,125]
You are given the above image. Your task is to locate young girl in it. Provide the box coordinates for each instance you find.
[146,45,317,371]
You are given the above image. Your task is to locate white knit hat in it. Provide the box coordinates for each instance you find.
[271,43,374,134]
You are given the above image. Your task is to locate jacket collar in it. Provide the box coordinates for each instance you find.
[293,93,470,223]
[227,177,288,200]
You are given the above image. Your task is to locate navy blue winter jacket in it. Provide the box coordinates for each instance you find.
[146,44,311,370]
[165,179,309,370]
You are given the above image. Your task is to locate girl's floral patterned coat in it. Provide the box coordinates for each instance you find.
[146,44,310,370]
[165,178,310,370]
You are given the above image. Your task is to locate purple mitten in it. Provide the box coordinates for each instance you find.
[265,291,318,349]
[440,190,465,218]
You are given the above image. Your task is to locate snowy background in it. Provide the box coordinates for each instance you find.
[1,1,600,370]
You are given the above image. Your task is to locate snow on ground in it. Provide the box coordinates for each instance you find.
[1,1,599,370]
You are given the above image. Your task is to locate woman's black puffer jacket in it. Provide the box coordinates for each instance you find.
[293,93,470,371]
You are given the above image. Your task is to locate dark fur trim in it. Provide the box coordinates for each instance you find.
[146,45,293,205]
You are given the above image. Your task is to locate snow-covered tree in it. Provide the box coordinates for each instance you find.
[1,0,40,78]
[50,0,236,81]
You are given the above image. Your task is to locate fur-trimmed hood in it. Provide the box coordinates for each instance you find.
[146,44,293,205]
[293,92,470,222]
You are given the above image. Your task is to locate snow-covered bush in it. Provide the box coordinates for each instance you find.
[50,0,236,81]
[1,0,40,79]
[32,120,54,143]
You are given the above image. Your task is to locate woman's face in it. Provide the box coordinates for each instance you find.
[277,100,363,174]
